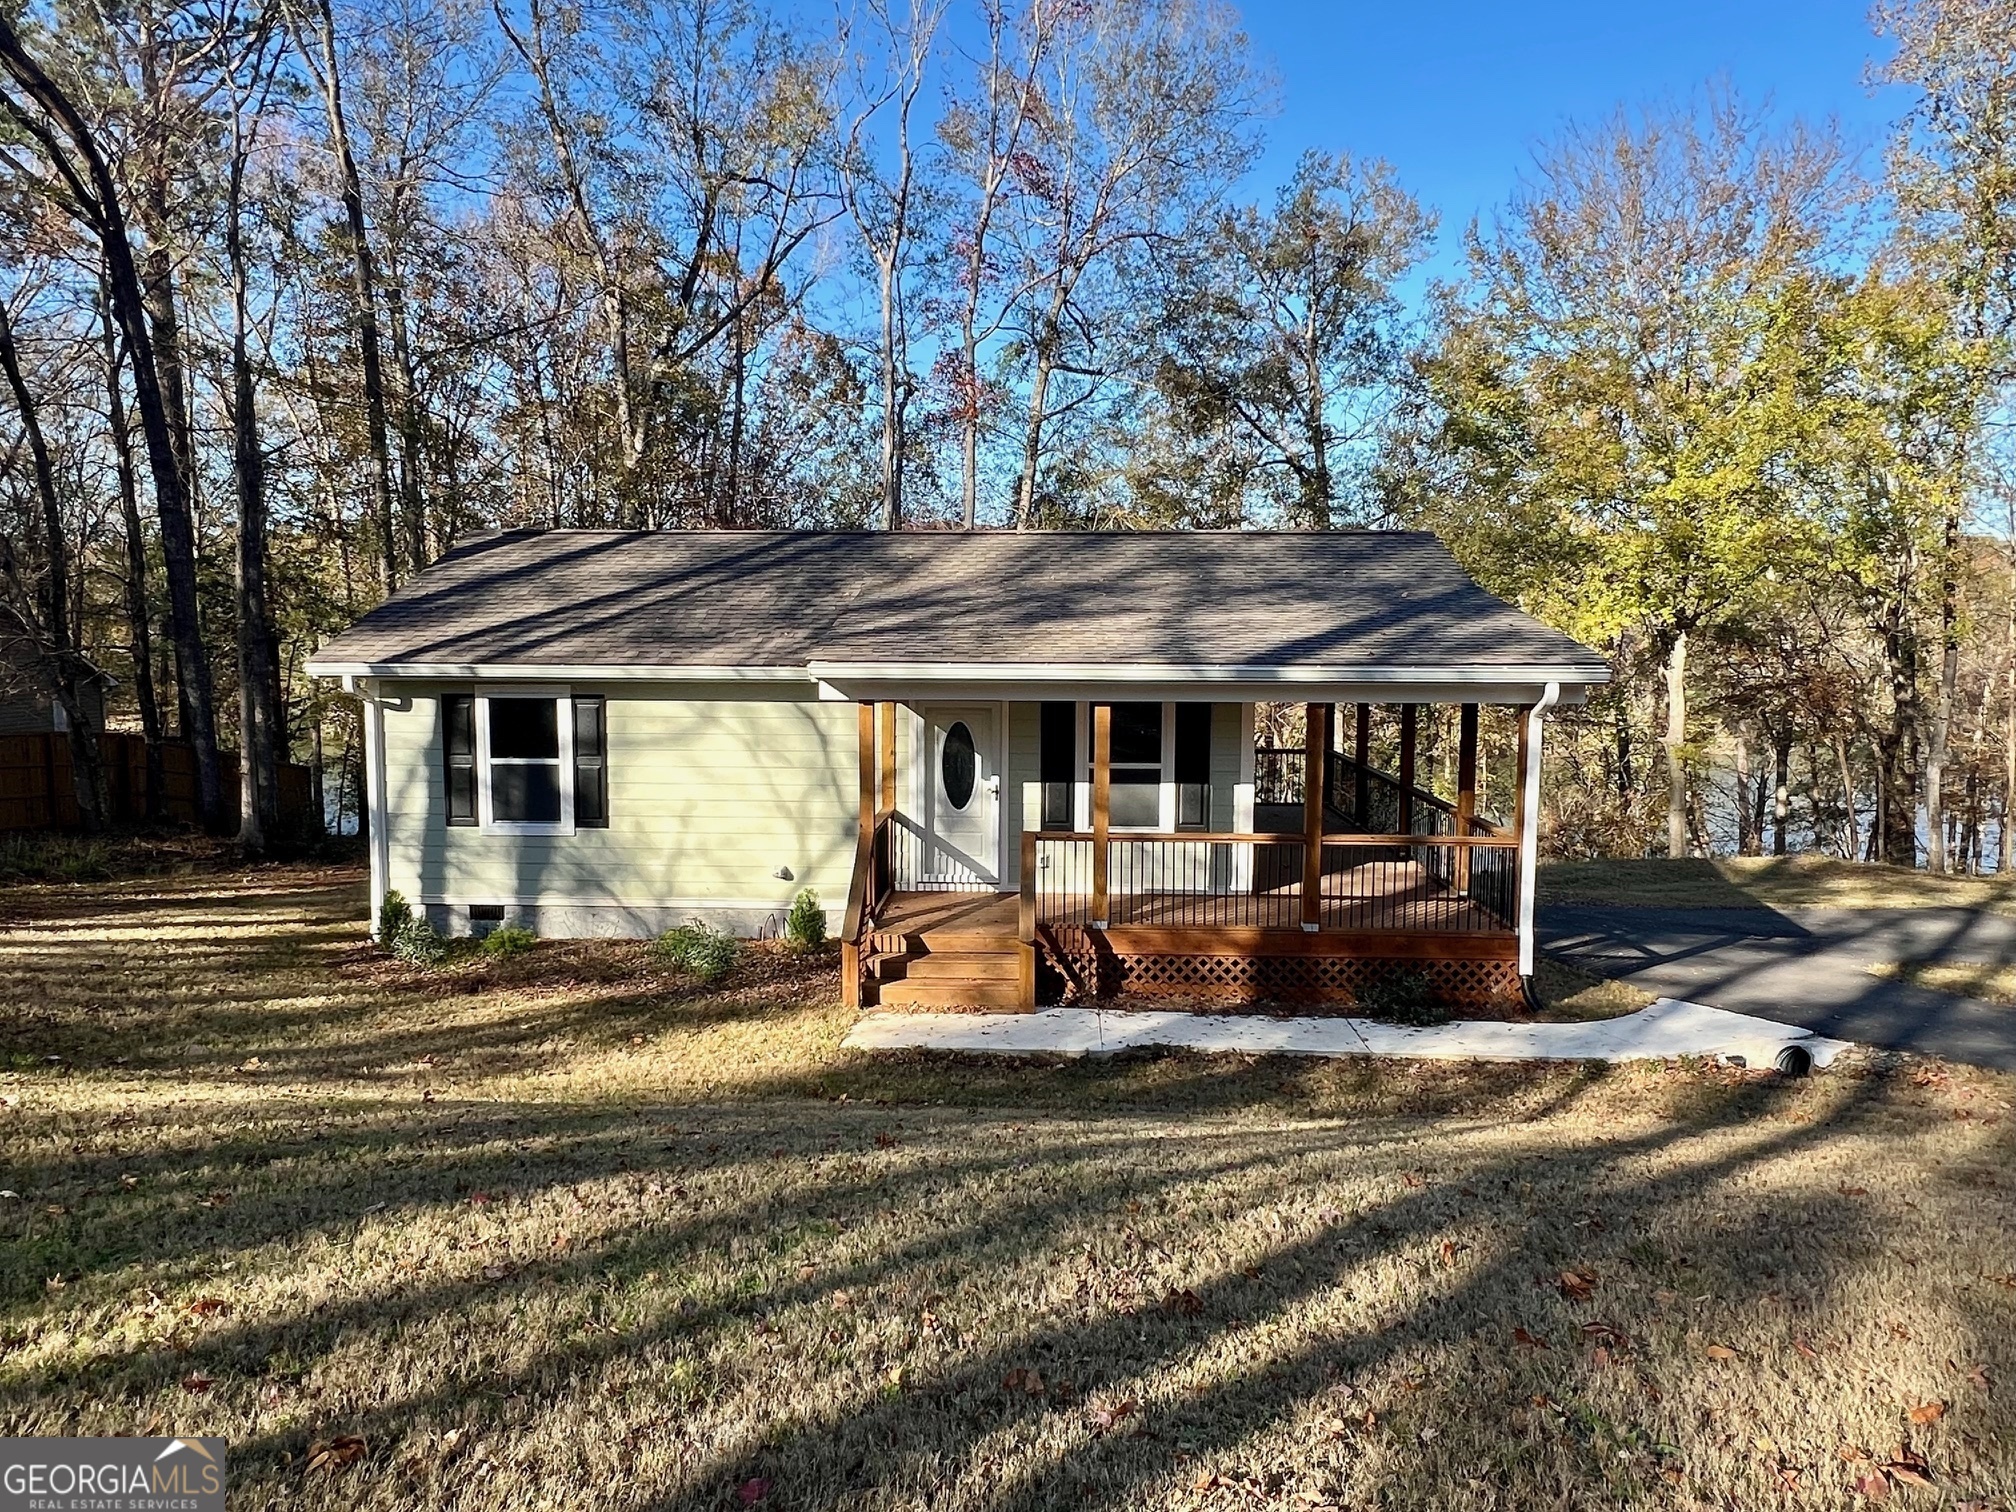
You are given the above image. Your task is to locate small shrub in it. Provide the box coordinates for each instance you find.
[783,888,827,950]
[654,920,741,983]
[1354,967,1447,1026]
[377,889,447,965]
[481,923,537,959]
[0,834,114,883]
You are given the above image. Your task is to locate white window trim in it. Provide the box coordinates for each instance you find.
[1077,700,1175,833]
[476,685,576,836]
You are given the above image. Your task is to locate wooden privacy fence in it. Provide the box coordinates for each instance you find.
[0,731,313,832]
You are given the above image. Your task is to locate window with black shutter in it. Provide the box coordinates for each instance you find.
[573,696,607,828]
[444,694,477,825]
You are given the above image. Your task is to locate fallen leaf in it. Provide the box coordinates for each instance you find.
[736,1477,771,1506]
[1513,1327,1549,1350]
[1966,1363,1991,1392]
[1883,1445,1933,1488]
[468,1192,492,1207]
[186,1297,230,1317]
[1704,1344,1739,1362]
[179,1372,214,1394]
[1088,1398,1138,1432]
[1580,1321,1629,1349]
[1557,1268,1596,1303]
[305,1435,367,1474]
[1439,1239,1462,1268]
[1003,1366,1045,1397]
[1840,1445,1872,1462]
[1906,1401,1946,1426]
[1839,1185,1870,1197]
[1852,1469,1891,1500]
[1165,1288,1204,1317]
[1793,1336,1821,1361]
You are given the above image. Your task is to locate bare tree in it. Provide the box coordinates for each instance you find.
[0,9,226,830]
[840,0,946,531]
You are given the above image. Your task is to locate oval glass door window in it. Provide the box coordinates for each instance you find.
[941,721,977,810]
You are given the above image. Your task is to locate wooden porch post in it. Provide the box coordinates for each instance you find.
[878,701,896,817]
[1301,702,1329,931]
[1398,704,1419,834]
[1091,703,1111,926]
[1455,703,1479,892]
[1354,702,1371,825]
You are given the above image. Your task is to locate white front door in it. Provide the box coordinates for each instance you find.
[921,705,1000,887]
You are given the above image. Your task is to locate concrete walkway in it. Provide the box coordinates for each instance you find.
[1541,904,2016,1071]
[844,998,1852,1069]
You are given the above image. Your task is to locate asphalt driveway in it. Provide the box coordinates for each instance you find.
[1539,904,2016,1070]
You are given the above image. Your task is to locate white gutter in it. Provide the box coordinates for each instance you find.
[306,661,812,682]
[1517,681,1562,978]
[807,660,1613,686]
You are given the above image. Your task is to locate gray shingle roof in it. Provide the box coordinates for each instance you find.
[306,529,1608,678]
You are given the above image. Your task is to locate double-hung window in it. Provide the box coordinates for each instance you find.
[1102,702,1163,829]
[441,690,608,835]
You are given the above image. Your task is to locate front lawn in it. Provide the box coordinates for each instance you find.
[2,863,2012,1510]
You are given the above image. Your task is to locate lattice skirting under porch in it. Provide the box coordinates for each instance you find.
[1039,937,1522,1011]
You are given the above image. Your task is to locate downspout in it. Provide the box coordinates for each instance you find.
[347,674,390,939]
[1517,681,1562,993]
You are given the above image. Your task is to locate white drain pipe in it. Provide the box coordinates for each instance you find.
[1517,681,1561,979]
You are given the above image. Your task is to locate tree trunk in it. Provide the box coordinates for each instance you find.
[98,282,166,821]
[227,131,281,854]
[2004,560,2015,872]
[1773,736,1793,857]
[1925,507,1961,872]
[1733,730,1754,856]
[878,257,905,531]
[1663,630,1689,858]
[0,299,107,831]
[302,0,401,595]
[0,15,222,828]
[1015,333,1058,528]
[383,267,430,571]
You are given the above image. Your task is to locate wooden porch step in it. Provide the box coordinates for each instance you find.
[878,951,1020,984]
[895,929,1022,953]
[878,979,1028,1010]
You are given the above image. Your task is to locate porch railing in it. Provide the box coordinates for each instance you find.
[1256,746,1493,839]
[1023,830,1519,937]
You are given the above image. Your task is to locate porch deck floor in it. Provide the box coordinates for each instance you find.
[881,860,1510,939]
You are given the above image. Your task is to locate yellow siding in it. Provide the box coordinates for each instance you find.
[379,682,860,913]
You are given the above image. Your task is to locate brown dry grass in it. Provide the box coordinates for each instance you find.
[1542,854,2010,913]
[2,864,2014,1511]
[1869,961,2016,1006]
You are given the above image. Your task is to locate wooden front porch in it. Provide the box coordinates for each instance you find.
[840,696,1538,1013]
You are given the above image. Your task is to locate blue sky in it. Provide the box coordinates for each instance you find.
[1239,0,1906,281]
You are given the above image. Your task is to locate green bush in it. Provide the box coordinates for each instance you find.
[784,888,826,950]
[377,889,447,965]
[0,834,114,883]
[1353,967,1446,1026]
[653,920,741,983]
[481,923,537,959]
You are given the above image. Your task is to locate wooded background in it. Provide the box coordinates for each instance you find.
[0,0,2009,864]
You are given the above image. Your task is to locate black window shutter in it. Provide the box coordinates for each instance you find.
[1039,702,1075,829]
[444,694,477,825]
[1175,703,1211,830]
[574,696,607,828]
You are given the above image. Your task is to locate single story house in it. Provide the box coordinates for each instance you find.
[306,529,1609,1011]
